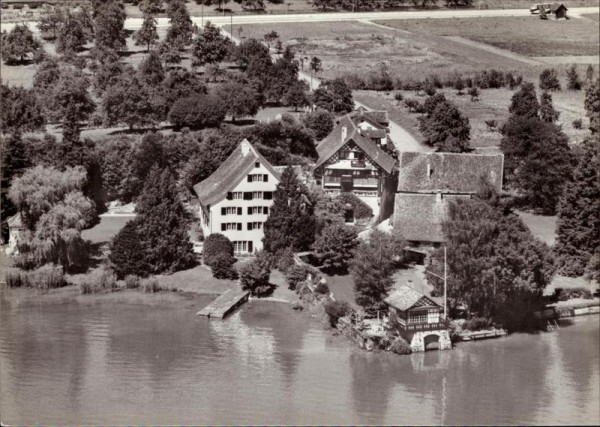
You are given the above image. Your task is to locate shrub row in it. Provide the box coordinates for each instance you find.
[5,265,65,290]
[343,69,523,92]
[80,265,118,294]
[554,286,593,301]
[462,316,493,331]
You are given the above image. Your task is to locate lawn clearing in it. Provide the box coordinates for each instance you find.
[82,215,135,245]
[375,16,600,57]
[516,210,557,246]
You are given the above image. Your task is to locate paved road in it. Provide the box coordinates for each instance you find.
[119,7,599,30]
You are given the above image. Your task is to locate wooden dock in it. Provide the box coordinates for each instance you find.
[459,329,508,341]
[196,289,250,319]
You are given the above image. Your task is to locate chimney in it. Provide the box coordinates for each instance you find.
[436,191,442,204]
[341,126,348,142]
[241,139,251,157]
[427,162,431,178]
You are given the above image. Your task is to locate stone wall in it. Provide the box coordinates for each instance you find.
[409,330,452,352]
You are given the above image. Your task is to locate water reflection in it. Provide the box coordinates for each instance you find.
[0,288,598,426]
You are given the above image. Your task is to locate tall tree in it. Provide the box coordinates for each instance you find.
[165,0,193,50]
[0,85,45,134]
[539,68,561,92]
[162,69,207,108]
[216,81,261,122]
[56,10,88,54]
[351,229,404,314]
[263,167,316,255]
[1,24,40,64]
[313,78,354,114]
[418,95,471,152]
[508,82,540,119]
[539,92,559,123]
[138,50,165,86]
[109,218,149,278]
[139,0,164,14]
[554,135,600,277]
[427,198,554,330]
[93,0,126,53]
[102,66,165,129]
[134,13,159,52]
[500,116,573,214]
[49,69,96,142]
[192,21,230,67]
[585,78,600,134]
[0,133,31,242]
[566,64,582,90]
[132,166,196,274]
[313,223,359,273]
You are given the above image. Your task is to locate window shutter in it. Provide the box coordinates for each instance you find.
[247,222,252,230]
[247,207,251,215]
[237,223,242,231]
[244,192,252,200]
[264,192,272,200]
[264,207,269,215]
[221,223,226,231]
[264,174,268,182]
[227,192,232,200]
[221,207,226,215]
[237,207,242,215]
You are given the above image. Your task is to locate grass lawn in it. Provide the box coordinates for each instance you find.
[516,210,557,246]
[81,215,136,245]
[375,16,600,57]
[581,13,600,22]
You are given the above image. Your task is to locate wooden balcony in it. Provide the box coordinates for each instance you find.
[353,177,378,187]
[402,322,447,332]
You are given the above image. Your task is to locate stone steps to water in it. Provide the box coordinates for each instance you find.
[196,289,250,319]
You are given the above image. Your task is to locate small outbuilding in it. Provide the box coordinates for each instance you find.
[385,285,452,352]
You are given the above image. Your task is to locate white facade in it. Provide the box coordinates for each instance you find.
[200,161,279,254]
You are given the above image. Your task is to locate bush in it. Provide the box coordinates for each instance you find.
[301,109,335,141]
[539,68,561,91]
[141,278,160,293]
[314,281,330,295]
[554,287,593,301]
[125,274,141,289]
[337,193,373,219]
[394,92,404,101]
[239,258,271,296]
[463,317,493,331]
[276,247,295,273]
[80,265,117,294]
[286,264,311,290]
[324,300,352,327]
[168,94,227,130]
[573,118,583,129]
[210,252,237,279]
[204,233,234,267]
[5,265,65,290]
[389,337,412,355]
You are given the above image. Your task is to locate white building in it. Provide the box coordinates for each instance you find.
[193,139,280,254]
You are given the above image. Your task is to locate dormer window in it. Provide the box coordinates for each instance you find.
[255,162,260,168]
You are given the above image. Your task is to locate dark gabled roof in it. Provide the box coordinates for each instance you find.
[550,3,567,12]
[384,285,442,311]
[392,193,469,243]
[315,115,396,174]
[351,107,389,127]
[193,139,280,206]
[397,152,504,194]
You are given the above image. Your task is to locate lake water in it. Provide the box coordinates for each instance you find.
[1,288,599,425]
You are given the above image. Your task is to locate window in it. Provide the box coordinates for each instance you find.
[409,311,428,324]
[232,192,243,200]
[222,207,239,215]
[252,191,262,199]
[247,222,262,230]
[263,192,273,200]
[248,206,268,215]
[233,241,247,252]
[221,223,242,231]
[247,174,268,182]
[255,162,260,168]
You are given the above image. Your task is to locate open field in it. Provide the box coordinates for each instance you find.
[375,16,600,57]
[582,13,600,21]
[238,20,539,84]
[81,215,135,245]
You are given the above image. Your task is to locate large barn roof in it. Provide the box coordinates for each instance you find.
[392,193,469,243]
[397,152,504,194]
[315,115,396,174]
[193,139,280,206]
